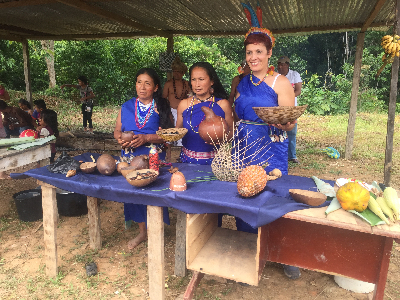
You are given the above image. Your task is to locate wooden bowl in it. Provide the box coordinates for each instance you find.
[253,105,308,125]
[80,162,96,174]
[117,162,130,174]
[289,189,327,206]
[156,128,188,142]
[125,169,158,187]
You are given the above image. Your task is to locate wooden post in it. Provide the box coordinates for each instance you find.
[174,210,187,277]
[41,184,58,277]
[384,0,400,186]
[147,205,165,300]
[87,197,102,249]
[21,39,32,105]
[345,31,365,159]
[166,36,174,81]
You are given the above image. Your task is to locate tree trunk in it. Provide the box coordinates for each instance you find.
[41,40,56,88]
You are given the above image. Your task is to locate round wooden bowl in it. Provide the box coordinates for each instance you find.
[156,128,188,142]
[253,105,308,125]
[289,189,327,206]
[80,162,96,174]
[117,162,130,174]
[125,169,158,187]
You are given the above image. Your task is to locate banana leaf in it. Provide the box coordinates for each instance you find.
[8,136,55,150]
[348,209,386,226]
[325,197,341,214]
[311,176,336,197]
[0,137,35,147]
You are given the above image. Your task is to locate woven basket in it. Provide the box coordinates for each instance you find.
[156,128,188,142]
[253,105,308,125]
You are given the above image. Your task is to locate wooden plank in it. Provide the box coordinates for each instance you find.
[55,136,105,150]
[0,144,51,171]
[147,205,165,300]
[373,237,393,300]
[41,185,58,277]
[87,197,101,250]
[187,228,258,285]
[186,214,217,266]
[256,226,267,283]
[174,210,187,277]
[361,0,388,31]
[183,271,204,300]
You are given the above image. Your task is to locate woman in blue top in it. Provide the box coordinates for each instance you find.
[114,68,173,250]
[175,62,234,165]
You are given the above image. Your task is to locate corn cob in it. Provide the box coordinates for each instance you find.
[376,196,395,222]
[368,196,390,225]
[383,187,399,220]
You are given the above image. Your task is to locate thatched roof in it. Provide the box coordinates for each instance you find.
[0,0,395,41]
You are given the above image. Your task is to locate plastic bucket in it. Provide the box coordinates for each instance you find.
[56,189,88,217]
[334,275,375,293]
[13,189,43,222]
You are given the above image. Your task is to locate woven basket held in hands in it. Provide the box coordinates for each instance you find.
[252,105,308,125]
[156,128,188,142]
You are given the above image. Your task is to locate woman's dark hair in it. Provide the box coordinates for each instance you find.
[244,33,273,51]
[34,99,47,110]
[78,75,88,85]
[189,62,227,99]
[135,68,173,129]
[41,109,59,137]
[0,100,7,110]
[18,98,31,109]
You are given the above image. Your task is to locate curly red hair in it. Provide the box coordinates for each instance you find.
[244,33,272,51]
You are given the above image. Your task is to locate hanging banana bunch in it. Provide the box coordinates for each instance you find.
[376,34,399,78]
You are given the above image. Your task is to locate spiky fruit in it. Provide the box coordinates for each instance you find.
[336,182,370,212]
[237,165,268,197]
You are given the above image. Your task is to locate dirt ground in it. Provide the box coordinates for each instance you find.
[0,146,399,300]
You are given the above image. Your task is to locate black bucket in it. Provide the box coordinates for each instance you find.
[56,189,88,217]
[13,189,43,222]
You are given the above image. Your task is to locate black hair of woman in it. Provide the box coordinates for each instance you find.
[41,109,59,137]
[78,75,88,85]
[34,99,47,110]
[18,98,31,109]
[135,68,173,129]
[189,62,227,99]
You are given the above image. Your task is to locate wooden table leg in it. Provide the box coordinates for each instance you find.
[147,205,165,300]
[87,197,101,249]
[41,185,58,277]
[183,271,204,300]
[373,237,393,300]
[175,210,187,277]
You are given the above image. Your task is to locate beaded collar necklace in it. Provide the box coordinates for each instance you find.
[135,98,155,129]
[189,95,215,133]
[250,66,275,86]
[173,78,187,100]
[195,95,213,103]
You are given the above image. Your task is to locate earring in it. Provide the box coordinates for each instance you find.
[210,87,214,95]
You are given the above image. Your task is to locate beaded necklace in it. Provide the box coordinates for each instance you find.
[135,98,155,129]
[189,95,215,133]
[250,66,275,86]
[173,78,187,100]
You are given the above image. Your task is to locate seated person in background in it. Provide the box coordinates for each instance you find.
[18,98,34,115]
[0,100,35,138]
[0,82,10,102]
[37,109,59,163]
[32,99,47,127]
[228,60,251,107]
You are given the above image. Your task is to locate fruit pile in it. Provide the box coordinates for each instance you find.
[376,34,400,77]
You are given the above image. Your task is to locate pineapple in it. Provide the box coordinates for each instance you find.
[237,165,268,197]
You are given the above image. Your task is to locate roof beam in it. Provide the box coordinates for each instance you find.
[0,24,52,37]
[55,0,172,38]
[361,0,388,32]
[0,0,55,9]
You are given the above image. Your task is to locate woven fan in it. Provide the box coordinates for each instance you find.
[156,128,188,142]
[253,105,308,125]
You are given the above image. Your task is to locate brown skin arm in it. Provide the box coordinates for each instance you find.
[114,108,165,149]
[162,80,172,99]
[217,99,235,140]
[294,82,302,97]
[175,98,190,129]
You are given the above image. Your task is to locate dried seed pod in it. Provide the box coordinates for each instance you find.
[66,169,76,177]
[268,169,282,178]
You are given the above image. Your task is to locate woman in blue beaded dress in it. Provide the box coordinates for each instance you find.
[114,68,173,250]
[175,62,234,165]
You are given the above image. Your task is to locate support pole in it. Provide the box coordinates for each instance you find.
[345,31,365,159]
[22,39,32,105]
[166,36,174,81]
[384,0,400,186]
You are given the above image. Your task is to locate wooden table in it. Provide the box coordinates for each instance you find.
[184,206,400,300]
[0,143,51,171]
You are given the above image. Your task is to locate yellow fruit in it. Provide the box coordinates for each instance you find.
[237,165,267,197]
[336,182,370,212]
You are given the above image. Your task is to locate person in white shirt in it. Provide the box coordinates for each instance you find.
[277,56,302,164]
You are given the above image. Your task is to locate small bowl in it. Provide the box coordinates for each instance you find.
[156,128,188,142]
[253,105,308,125]
[117,162,130,174]
[80,162,97,174]
[120,166,140,178]
[125,169,158,187]
[289,189,327,206]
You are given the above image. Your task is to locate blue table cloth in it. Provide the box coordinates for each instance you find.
[17,153,331,228]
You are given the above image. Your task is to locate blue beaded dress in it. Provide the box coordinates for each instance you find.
[180,97,225,165]
[120,97,169,225]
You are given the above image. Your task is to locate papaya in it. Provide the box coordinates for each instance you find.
[336,182,370,212]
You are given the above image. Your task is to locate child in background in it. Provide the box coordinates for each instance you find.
[37,109,59,163]
[61,76,95,134]
[18,99,33,115]
[32,99,47,127]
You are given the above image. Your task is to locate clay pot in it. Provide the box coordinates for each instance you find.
[121,131,135,142]
[170,171,187,191]
[198,106,228,144]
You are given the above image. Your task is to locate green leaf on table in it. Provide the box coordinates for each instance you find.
[0,137,35,147]
[348,208,386,226]
[325,197,341,215]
